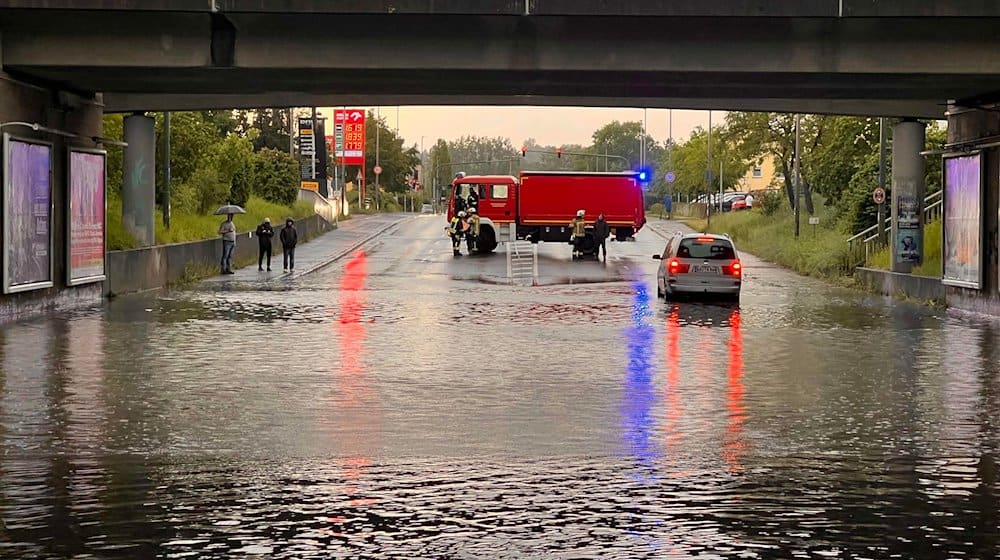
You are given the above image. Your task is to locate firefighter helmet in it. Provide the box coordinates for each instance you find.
[576,209,585,217]
[458,211,466,217]
[468,207,477,214]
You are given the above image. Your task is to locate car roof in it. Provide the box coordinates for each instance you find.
[675,232,733,242]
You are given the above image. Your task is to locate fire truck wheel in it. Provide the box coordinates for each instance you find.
[479,227,497,253]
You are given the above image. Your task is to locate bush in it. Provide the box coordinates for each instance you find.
[254,148,299,206]
[756,189,784,216]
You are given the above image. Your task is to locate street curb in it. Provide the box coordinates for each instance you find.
[294,217,409,276]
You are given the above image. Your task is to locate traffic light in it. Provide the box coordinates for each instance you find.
[556,147,563,159]
[521,146,527,157]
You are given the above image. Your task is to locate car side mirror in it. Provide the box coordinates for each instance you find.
[652,254,662,260]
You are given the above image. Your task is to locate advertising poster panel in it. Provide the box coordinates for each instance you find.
[895,193,921,264]
[3,135,53,293]
[942,153,983,289]
[67,149,107,285]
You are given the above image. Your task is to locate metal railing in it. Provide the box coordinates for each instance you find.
[847,189,942,266]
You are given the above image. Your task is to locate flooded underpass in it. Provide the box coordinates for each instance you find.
[1,216,998,558]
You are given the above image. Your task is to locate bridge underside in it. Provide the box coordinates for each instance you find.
[3,7,1000,117]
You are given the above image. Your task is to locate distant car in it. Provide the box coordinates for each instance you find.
[421,203,433,214]
[730,195,748,211]
[653,232,742,302]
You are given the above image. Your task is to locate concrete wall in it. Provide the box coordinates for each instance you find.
[855,267,944,302]
[298,188,340,224]
[0,72,105,322]
[106,214,333,295]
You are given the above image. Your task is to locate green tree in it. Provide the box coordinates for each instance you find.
[667,127,748,199]
[428,139,453,195]
[155,111,219,206]
[335,111,421,204]
[447,135,518,175]
[102,114,124,195]
[589,120,665,191]
[253,148,299,206]
[725,112,816,214]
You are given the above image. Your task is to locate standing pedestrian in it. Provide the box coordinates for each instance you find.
[255,217,274,271]
[745,192,755,209]
[569,209,587,259]
[218,213,236,275]
[593,213,610,261]
[280,217,298,273]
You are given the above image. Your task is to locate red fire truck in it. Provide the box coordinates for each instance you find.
[447,171,647,253]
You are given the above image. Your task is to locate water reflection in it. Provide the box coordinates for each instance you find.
[620,282,657,468]
[331,250,378,542]
[722,308,746,473]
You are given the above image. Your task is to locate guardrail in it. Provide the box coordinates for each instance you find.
[847,189,942,266]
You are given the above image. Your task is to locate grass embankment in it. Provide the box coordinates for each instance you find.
[107,196,313,250]
[865,220,942,277]
[681,202,858,283]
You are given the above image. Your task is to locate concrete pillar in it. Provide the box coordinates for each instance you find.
[122,114,156,247]
[890,120,925,273]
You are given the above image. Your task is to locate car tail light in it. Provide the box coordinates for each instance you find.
[723,260,743,277]
[668,258,690,275]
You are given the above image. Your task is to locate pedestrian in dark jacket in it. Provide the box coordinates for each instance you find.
[255,217,274,271]
[280,218,298,273]
[593,213,611,261]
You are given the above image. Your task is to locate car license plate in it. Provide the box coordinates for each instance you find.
[693,265,719,274]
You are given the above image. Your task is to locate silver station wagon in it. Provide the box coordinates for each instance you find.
[653,232,742,302]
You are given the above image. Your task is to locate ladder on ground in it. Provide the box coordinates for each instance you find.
[506,240,537,286]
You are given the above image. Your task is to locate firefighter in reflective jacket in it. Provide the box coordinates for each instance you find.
[569,209,587,258]
[448,210,468,256]
[466,207,481,253]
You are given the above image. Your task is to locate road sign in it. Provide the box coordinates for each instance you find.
[373,165,383,176]
[808,216,820,225]
[665,171,676,183]
[873,187,886,205]
[333,109,366,166]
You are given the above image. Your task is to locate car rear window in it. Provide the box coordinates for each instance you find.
[677,238,736,260]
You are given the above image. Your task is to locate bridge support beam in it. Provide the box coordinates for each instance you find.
[122,114,156,247]
[890,120,925,273]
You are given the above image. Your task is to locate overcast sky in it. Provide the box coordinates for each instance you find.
[317,106,719,150]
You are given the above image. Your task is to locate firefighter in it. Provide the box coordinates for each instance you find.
[569,209,587,258]
[466,207,481,253]
[448,210,468,256]
[467,186,480,212]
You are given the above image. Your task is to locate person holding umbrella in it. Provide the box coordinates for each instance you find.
[215,204,245,275]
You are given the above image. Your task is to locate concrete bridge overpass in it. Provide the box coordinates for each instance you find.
[2,1,1000,116]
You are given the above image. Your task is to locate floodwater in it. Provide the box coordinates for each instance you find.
[1,216,997,559]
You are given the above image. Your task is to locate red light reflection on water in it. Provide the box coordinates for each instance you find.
[722,308,746,473]
[333,251,376,514]
[662,307,689,478]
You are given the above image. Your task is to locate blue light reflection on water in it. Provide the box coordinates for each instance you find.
[620,282,658,469]
[620,282,665,551]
